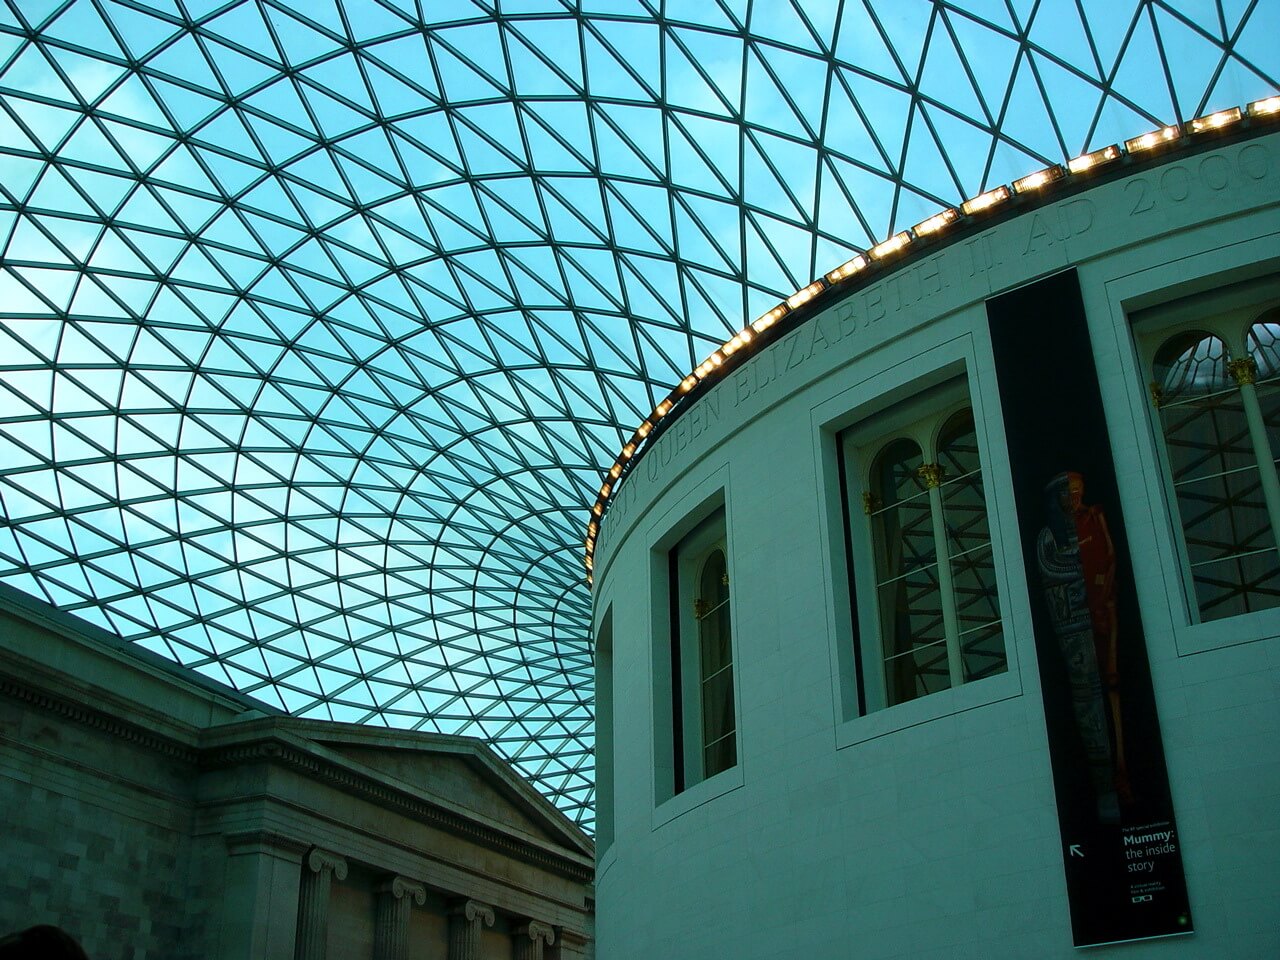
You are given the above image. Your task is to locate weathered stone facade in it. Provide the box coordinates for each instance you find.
[0,584,594,959]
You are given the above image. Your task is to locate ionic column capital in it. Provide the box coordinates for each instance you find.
[449,898,495,926]
[296,848,347,960]
[304,847,348,881]
[448,898,496,960]
[516,921,555,945]
[374,876,425,960]
[513,920,556,960]
[377,875,426,905]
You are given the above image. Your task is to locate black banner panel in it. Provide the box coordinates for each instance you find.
[987,270,1192,947]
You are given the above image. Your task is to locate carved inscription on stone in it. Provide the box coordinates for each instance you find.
[605,252,954,532]
[597,143,1277,560]
[964,232,1000,276]
[1023,198,1094,254]
[1123,144,1272,218]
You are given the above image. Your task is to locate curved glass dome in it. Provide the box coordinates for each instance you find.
[0,0,1275,827]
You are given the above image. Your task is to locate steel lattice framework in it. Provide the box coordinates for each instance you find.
[0,0,1275,828]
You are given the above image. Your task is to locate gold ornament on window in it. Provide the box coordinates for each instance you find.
[1149,381,1165,408]
[1228,356,1257,386]
[916,462,944,488]
[862,491,881,515]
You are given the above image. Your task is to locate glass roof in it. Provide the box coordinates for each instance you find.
[0,0,1275,828]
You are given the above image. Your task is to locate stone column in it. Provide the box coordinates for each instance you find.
[513,921,556,960]
[447,898,495,960]
[294,847,347,960]
[217,830,308,960]
[374,876,426,960]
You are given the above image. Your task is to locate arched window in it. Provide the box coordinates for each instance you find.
[594,609,615,853]
[1245,309,1280,381]
[1150,320,1280,620]
[668,509,737,793]
[852,398,1006,711]
[868,438,945,706]
[696,548,735,778]
[938,409,1003,684]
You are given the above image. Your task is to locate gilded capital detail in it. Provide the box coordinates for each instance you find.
[917,462,944,489]
[1228,355,1258,386]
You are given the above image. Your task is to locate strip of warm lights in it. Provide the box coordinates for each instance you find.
[912,208,959,237]
[693,351,724,379]
[1247,96,1280,118]
[1012,165,1065,193]
[870,231,911,260]
[721,329,753,357]
[752,303,788,333]
[1067,144,1120,174]
[826,254,868,283]
[585,98,1273,583]
[1125,124,1181,154]
[1189,107,1242,134]
[960,185,1011,215]
[787,280,826,309]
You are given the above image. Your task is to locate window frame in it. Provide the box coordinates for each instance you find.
[646,474,744,822]
[809,336,1023,749]
[1089,236,1280,657]
[593,604,616,863]
[671,515,736,786]
[1132,274,1280,629]
[841,380,1007,714]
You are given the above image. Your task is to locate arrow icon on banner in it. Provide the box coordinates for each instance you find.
[1069,844,1084,858]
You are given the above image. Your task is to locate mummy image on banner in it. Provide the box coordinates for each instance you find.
[987,268,1192,947]
[1038,471,1131,824]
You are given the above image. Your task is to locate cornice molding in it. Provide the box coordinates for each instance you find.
[2,671,591,882]
[0,671,198,764]
[223,828,311,859]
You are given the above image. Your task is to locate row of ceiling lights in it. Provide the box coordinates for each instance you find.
[583,95,1280,586]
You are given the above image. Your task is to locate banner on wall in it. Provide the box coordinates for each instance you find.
[986,269,1193,947]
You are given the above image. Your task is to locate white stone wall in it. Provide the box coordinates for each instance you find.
[594,130,1280,959]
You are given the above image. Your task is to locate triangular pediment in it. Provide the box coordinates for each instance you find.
[327,742,557,841]
[295,722,591,855]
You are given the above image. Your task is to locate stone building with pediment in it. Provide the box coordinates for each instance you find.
[0,583,594,959]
